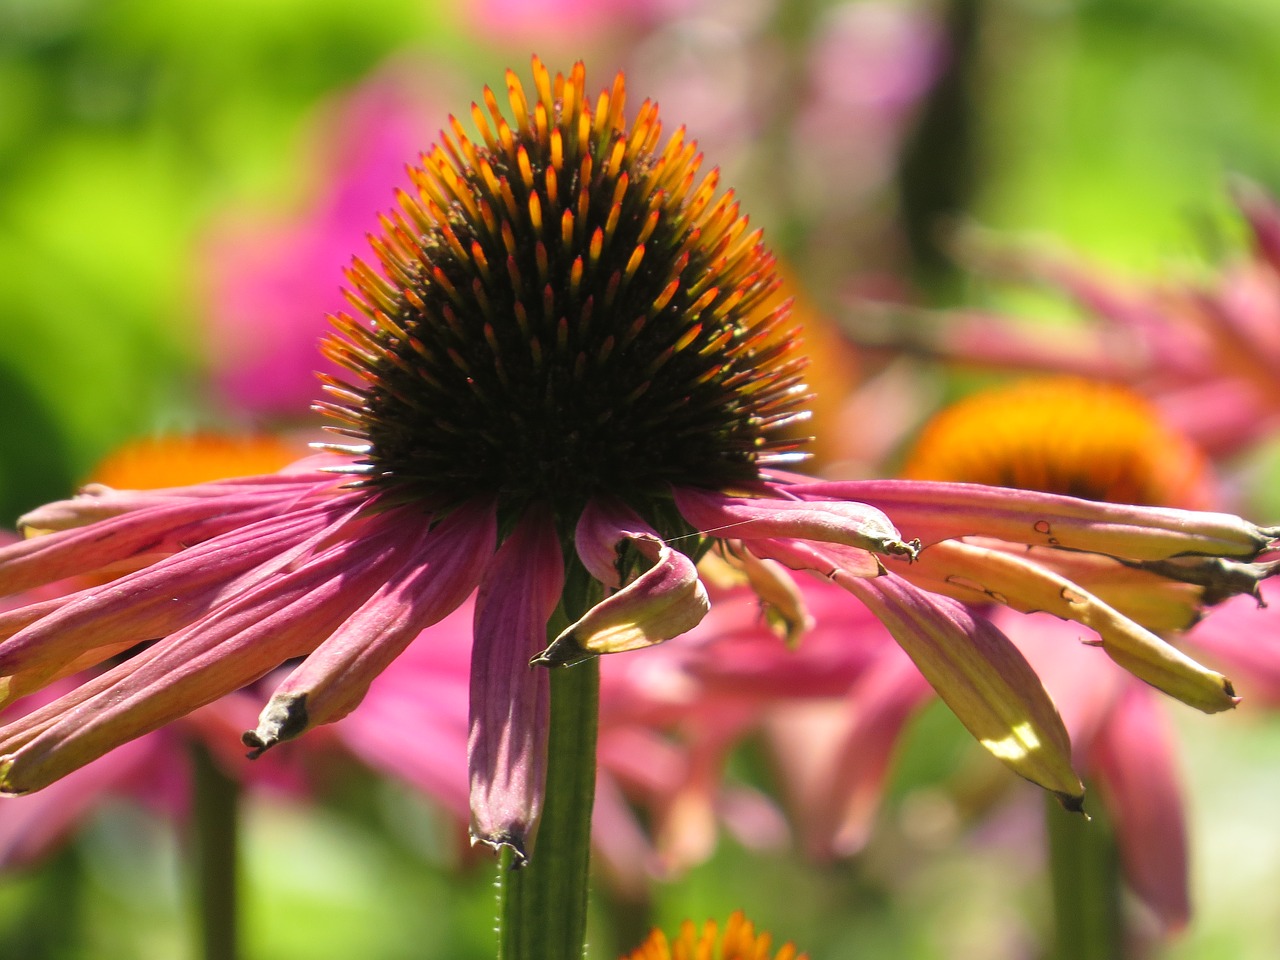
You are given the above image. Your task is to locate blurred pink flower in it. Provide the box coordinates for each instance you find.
[199,72,444,418]
[883,182,1280,460]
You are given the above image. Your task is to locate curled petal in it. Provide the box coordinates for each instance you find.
[906,540,1238,714]
[842,573,1085,809]
[673,487,919,559]
[574,498,660,588]
[535,536,708,667]
[798,479,1279,561]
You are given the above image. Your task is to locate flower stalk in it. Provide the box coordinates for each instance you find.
[1046,791,1123,960]
[190,742,240,960]
[499,601,600,960]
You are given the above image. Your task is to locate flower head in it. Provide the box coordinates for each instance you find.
[317,56,807,513]
[0,59,1274,868]
[621,910,807,960]
[896,374,1280,933]
[878,181,1280,460]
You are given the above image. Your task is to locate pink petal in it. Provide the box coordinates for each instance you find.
[843,572,1084,808]
[248,499,496,746]
[673,486,918,559]
[795,479,1278,561]
[468,508,564,862]
[1088,684,1190,933]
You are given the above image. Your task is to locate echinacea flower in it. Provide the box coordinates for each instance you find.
[0,58,1274,868]
[897,374,1280,933]
[621,910,807,960]
[861,180,1280,460]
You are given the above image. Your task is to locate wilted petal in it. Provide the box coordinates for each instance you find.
[1089,684,1190,933]
[468,508,563,863]
[906,540,1238,714]
[246,500,496,751]
[673,487,918,559]
[798,479,1279,561]
[842,572,1085,808]
[737,551,813,646]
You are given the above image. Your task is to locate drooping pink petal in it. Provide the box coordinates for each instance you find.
[468,507,564,862]
[842,572,1085,808]
[0,512,422,794]
[796,479,1279,562]
[0,499,360,687]
[247,499,496,747]
[1088,684,1191,933]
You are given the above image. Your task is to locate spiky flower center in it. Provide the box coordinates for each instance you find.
[902,376,1213,509]
[318,59,808,515]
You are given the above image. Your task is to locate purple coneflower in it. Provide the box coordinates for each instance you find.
[0,59,1274,866]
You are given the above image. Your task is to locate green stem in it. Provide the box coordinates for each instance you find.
[498,639,600,960]
[190,742,240,960]
[1045,792,1123,960]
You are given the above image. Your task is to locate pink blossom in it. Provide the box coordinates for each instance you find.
[0,58,1273,871]
[888,183,1280,459]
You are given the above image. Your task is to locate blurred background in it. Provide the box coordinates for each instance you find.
[1,0,1280,957]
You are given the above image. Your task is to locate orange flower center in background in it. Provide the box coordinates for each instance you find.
[621,911,808,960]
[901,376,1215,509]
[89,434,302,489]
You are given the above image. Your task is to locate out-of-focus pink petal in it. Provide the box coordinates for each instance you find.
[1184,579,1280,706]
[0,732,162,871]
[1088,684,1190,934]
[826,651,934,856]
[468,508,563,862]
